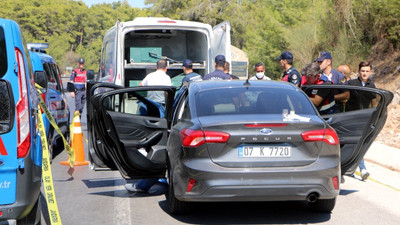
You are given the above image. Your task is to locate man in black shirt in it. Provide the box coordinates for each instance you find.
[346,61,378,181]
[346,61,378,112]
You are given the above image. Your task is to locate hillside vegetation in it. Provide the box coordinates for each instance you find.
[2,0,400,81]
[2,0,399,147]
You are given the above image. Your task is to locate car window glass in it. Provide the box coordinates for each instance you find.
[43,63,57,87]
[173,96,189,125]
[195,87,315,116]
[345,89,381,112]
[181,98,191,121]
[50,63,62,91]
[0,27,7,78]
[301,86,382,115]
[102,89,168,118]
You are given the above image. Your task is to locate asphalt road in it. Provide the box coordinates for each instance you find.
[39,84,400,225]
[43,148,400,225]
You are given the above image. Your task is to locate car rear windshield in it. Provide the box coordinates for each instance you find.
[0,27,7,78]
[195,87,316,116]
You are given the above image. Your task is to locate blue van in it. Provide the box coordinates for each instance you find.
[29,45,70,161]
[0,18,46,224]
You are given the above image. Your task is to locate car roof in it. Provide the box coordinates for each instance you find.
[189,80,298,92]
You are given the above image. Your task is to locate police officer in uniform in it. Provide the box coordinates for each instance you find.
[276,51,301,87]
[302,62,336,115]
[70,57,87,114]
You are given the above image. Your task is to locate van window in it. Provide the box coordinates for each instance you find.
[99,30,116,83]
[0,27,7,78]
[0,81,12,133]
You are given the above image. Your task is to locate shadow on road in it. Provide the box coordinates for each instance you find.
[158,200,332,224]
[82,178,126,188]
[339,189,359,196]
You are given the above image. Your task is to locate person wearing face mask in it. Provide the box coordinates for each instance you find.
[249,62,271,80]
[276,51,301,87]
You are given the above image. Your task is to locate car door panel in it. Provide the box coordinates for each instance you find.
[107,111,167,149]
[303,85,393,174]
[88,84,174,179]
[87,82,125,170]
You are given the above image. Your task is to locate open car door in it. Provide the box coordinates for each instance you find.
[87,82,124,170]
[87,82,175,179]
[302,85,393,174]
[212,21,231,65]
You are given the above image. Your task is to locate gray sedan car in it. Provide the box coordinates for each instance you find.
[87,80,392,214]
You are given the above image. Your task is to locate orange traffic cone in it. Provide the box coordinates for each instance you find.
[61,111,89,166]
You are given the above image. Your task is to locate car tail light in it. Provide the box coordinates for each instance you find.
[301,128,339,145]
[15,48,31,158]
[180,129,230,147]
[332,176,339,190]
[187,178,196,192]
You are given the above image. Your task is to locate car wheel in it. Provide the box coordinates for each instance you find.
[309,197,336,212]
[18,196,41,225]
[166,169,190,215]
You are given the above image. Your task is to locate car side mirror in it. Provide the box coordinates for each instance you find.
[34,71,48,92]
[0,79,15,134]
[87,70,95,81]
[66,82,75,92]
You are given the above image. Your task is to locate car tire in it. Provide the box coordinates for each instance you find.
[166,169,191,215]
[18,196,41,225]
[309,197,336,212]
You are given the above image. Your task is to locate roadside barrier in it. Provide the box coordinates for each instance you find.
[60,111,89,166]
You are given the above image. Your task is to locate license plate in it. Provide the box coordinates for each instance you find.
[238,146,291,157]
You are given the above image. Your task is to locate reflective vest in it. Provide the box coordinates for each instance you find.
[310,77,336,114]
[281,67,301,86]
[73,68,87,84]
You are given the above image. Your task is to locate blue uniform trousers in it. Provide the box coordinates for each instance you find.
[75,90,86,114]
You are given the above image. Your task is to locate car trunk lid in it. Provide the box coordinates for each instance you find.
[198,114,327,168]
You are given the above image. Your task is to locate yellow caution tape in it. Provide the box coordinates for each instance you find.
[38,108,62,225]
[36,83,75,167]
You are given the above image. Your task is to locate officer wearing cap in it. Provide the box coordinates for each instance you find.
[314,51,349,109]
[314,51,348,85]
[276,51,301,87]
[204,55,232,80]
[181,59,202,85]
[70,57,87,114]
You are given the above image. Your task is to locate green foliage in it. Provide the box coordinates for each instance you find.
[1,0,398,76]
